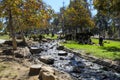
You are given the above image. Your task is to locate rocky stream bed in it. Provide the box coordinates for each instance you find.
[28,40,120,80]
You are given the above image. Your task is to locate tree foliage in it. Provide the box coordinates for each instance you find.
[0,0,53,49]
[93,0,120,39]
[64,0,95,32]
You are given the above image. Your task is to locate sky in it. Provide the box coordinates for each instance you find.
[43,0,97,16]
[43,0,70,13]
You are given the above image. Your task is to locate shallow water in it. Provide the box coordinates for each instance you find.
[31,40,120,80]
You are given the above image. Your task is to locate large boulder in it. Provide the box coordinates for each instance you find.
[14,47,31,58]
[58,51,68,56]
[30,47,43,54]
[39,56,54,64]
[39,66,57,80]
[41,72,57,80]
[39,66,73,80]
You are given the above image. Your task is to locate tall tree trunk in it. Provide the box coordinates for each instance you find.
[8,9,17,50]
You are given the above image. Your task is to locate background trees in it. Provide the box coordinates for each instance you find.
[65,0,94,32]
[0,0,53,49]
[93,0,120,39]
[62,0,95,43]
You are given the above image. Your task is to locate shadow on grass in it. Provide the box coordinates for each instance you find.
[101,46,120,52]
[101,46,120,60]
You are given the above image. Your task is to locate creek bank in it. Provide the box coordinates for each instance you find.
[63,46,120,73]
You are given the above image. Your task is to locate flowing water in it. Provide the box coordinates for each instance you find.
[30,40,120,80]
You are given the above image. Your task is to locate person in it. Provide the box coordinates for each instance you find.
[52,32,54,37]
[99,36,103,46]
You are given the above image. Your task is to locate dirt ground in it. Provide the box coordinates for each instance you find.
[0,55,40,80]
[0,54,73,80]
[0,39,74,80]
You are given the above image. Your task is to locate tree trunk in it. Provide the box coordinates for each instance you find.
[12,35,17,50]
[8,9,17,50]
[21,31,26,43]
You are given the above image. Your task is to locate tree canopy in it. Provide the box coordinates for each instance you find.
[0,0,53,49]
[64,0,94,32]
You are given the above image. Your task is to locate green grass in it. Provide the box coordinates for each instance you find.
[62,39,120,60]
[43,34,58,40]
[0,34,9,40]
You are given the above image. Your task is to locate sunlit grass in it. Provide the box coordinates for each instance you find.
[43,34,58,40]
[0,34,9,40]
[62,39,120,60]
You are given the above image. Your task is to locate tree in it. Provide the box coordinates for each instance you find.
[64,0,94,34]
[0,0,53,49]
[0,0,23,49]
[93,0,120,39]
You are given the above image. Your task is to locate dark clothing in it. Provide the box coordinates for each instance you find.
[99,37,103,46]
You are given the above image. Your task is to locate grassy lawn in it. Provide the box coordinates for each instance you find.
[0,34,9,40]
[62,39,120,60]
[43,34,58,40]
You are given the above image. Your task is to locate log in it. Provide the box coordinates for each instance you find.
[29,64,42,76]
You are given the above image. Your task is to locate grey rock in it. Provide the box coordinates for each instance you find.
[39,56,54,64]
[58,51,68,56]
[30,47,43,54]
[57,46,64,50]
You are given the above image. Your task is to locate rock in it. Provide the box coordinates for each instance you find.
[46,38,52,41]
[114,59,120,65]
[30,47,43,54]
[102,61,111,67]
[59,57,64,60]
[39,66,57,80]
[55,71,73,80]
[17,41,27,46]
[94,59,111,67]
[102,66,109,71]
[57,46,64,50]
[101,74,108,79]
[29,64,42,76]
[14,47,31,58]
[41,72,57,80]
[2,49,13,55]
[0,44,3,47]
[58,51,68,56]
[78,65,85,69]
[50,46,54,49]
[39,56,54,64]
[3,41,12,46]
[72,66,82,73]
[111,65,120,73]
[27,41,39,47]
[115,66,120,73]
[15,53,24,58]
[42,39,48,42]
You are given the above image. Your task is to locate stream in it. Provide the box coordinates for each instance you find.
[30,40,120,80]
